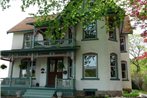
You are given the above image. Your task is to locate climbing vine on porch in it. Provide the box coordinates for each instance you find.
[33,0,125,39]
[1,0,128,39]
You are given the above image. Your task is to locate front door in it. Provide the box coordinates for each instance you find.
[48,57,63,87]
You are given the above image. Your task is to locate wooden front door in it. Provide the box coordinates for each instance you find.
[48,57,63,87]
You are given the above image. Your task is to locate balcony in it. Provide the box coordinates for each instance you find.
[24,39,75,49]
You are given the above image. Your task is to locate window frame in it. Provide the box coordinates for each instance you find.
[82,21,98,41]
[121,61,128,81]
[120,36,127,52]
[110,53,119,80]
[82,53,99,80]
[23,33,32,48]
[107,16,117,41]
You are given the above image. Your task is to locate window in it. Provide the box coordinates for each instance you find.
[110,53,119,79]
[24,33,32,48]
[20,59,31,78]
[20,58,36,78]
[83,21,97,40]
[121,61,128,80]
[120,36,126,52]
[68,57,72,78]
[108,17,116,41]
[83,53,98,79]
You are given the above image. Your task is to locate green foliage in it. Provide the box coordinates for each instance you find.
[1,0,126,39]
[123,90,139,97]
[34,0,125,39]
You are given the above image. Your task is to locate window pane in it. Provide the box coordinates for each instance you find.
[84,54,97,78]
[120,36,126,51]
[83,21,97,39]
[121,61,127,79]
[110,53,118,79]
[24,33,32,48]
[108,17,116,40]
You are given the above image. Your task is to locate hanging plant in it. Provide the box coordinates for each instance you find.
[0,64,7,69]
[57,62,64,69]
[19,63,27,69]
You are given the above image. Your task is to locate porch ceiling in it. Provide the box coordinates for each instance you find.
[0,46,80,58]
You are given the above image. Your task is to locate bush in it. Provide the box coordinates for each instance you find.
[142,75,147,91]
[123,91,139,97]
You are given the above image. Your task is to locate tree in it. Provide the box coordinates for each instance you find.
[129,34,146,72]
[0,0,146,37]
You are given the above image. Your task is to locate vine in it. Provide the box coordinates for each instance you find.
[34,0,125,38]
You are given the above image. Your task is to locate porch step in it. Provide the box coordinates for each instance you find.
[22,89,55,98]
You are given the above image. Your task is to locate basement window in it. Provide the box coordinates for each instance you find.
[84,89,97,96]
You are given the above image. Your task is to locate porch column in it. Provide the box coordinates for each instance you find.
[71,51,76,89]
[29,54,34,87]
[9,56,14,87]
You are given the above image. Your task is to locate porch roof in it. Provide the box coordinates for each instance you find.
[0,46,79,58]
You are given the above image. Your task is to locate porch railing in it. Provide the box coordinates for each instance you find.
[34,39,75,48]
[0,78,30,87]
[55,78,74,89]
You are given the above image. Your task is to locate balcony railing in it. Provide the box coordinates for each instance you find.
[34,39,75,48]
[55,78,74,89]
[0,78,30,87]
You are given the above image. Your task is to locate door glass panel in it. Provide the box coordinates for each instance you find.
[50,60,55,72]
[57,59,63,72]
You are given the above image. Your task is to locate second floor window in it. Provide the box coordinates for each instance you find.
[120,36,126,52]
[83,21,97,40]
[108,17,116,41]
[24,33,32,48]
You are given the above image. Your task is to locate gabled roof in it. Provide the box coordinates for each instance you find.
[122,16,133,34]
[7,17,35,33]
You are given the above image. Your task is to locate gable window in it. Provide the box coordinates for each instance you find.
[121,61,128,80]
[83,53,98,79]
[24,33,32,48]
[83,21,97,40]
[120,36,126,52]
[110,53,119,80]
[108,17,116,41]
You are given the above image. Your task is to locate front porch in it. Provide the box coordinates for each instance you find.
[0,77,75,97]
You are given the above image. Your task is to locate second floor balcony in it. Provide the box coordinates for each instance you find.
[24,38,75,49]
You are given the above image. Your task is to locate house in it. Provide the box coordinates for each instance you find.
[0,6,132,98]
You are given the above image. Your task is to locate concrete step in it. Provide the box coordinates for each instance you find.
[22,89,55,98]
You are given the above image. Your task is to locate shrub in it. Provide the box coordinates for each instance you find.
[123,91,139,97]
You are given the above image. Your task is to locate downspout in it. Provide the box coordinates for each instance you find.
[9,55,14,87]
[29,26,35,87]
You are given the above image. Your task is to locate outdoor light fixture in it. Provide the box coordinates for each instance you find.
[41,68,45,74]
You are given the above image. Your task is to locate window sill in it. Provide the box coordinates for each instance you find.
[110,78,120,80]
[120,51,127,53]
[108,38,117,42]
[122,79,129,81]
[81,78,100,80]
[82,38,99,41]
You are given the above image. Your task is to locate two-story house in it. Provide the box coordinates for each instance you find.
[0,11,132,98]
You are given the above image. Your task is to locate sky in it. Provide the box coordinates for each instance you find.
[0,1,37,78]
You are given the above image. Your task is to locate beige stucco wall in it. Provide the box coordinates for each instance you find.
[120,35,132,89]
[75,20,123,91]
[11,32,24,49]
